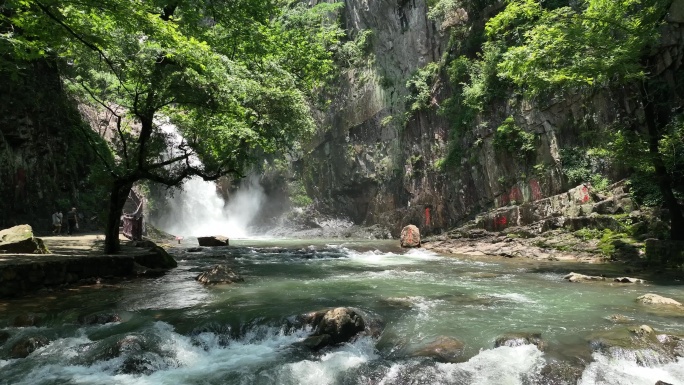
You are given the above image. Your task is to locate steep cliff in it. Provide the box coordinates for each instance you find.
[0,59,108,230]
[301,0,684,237]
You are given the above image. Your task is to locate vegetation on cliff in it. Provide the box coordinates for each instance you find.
[425,0,683,240]
[1,0,342,252]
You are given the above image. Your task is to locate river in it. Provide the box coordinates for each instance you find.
[1,239,683,384]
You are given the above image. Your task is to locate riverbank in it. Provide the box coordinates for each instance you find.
[0,234,176,298]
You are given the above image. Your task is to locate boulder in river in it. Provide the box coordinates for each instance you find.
[301,307,368,350]
[0,225,48,254]
[412,336,465,362]
[636,293,682,306]
[10,335,49,358]
[197,236,229,247]
[563,272,605,283]
[400,225,420,248]
[196,264,244,285]
[494,332,546,351]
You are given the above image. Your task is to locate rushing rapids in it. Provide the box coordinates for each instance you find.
[1,239,683,384]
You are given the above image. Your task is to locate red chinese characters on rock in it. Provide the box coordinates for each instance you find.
[493,215,508,230]
[425,207,431,226]
[509,186,522,203]
[581,186,590,203]
[530,179,543,201]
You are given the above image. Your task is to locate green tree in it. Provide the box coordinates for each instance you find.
[486,0,684,240]
[2,0,342,252]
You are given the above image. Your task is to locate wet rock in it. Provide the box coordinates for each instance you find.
[655,381,673,385]
[400,225,420,248]
[607,314,632,323]
[301,307,368,350]
[128,240,157,248]
[186,247,204,252]
[411,336,465,362]
[563,272,605,283]
[588,326,677,366]
[494,332,546,351]
[0,331,10,345]
[134,245,177,269]
[534,361,584,385]
[636,293,682,306]
[196,264,244,285]
[12,313,43,327]
[614,276,645,283]
[112,335,144,356]
[78,312,122,325]
[630,324,655,337]
[0,225,49,254]
[10,335,49,358]
[119,354,157,375]
[197,236,229,247]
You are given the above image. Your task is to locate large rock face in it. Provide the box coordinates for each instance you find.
[299,0,684,238]
[0,225,48,254]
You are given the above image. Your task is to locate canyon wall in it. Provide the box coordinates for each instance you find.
[300,0,684,236]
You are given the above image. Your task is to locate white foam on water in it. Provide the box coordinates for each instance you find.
[378,344,545,385]
[579,352,684,385]
[275,337,378,385]
[12,322,313,385]
[490,292,537,304]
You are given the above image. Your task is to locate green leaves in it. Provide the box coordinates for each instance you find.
[487,0,670,94]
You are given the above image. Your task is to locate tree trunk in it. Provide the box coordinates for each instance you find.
[104,181,134,253]
[640,85,684,241]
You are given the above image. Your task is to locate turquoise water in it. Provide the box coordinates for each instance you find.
[0,239,683,384]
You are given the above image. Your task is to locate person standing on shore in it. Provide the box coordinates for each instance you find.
[51,210,63,234]
[66,207,78,235]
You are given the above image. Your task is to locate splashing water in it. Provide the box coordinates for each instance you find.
[151,122,266,238]
[154,175,266,238]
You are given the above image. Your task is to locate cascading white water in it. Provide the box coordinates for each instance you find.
[155,175,265,238]
[151,122,266,238]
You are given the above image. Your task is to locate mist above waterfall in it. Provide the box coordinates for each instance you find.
[153,174,266,238]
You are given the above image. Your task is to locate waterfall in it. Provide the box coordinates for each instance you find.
[151,122,266,238]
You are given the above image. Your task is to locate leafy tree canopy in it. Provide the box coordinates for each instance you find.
[486,0,670,94]
[1,0,343,251]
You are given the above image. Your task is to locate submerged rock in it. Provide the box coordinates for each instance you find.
[400,225,420,248]
[300,307,369,350]
[186,247,204,252]
[10,335,49,358]
[197,236,229,247]
[411,336,465,362]
[12,313,43,327]
[0,331,10,345]
[495,332,546,351]
[196,264,244,285]
[636,293,682,306]
[0,225,49,254]
[607,314,632,323]
[587,325,683,366]
[78,312,122,325]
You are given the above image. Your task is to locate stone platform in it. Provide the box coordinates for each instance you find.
[0,234,176,298]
